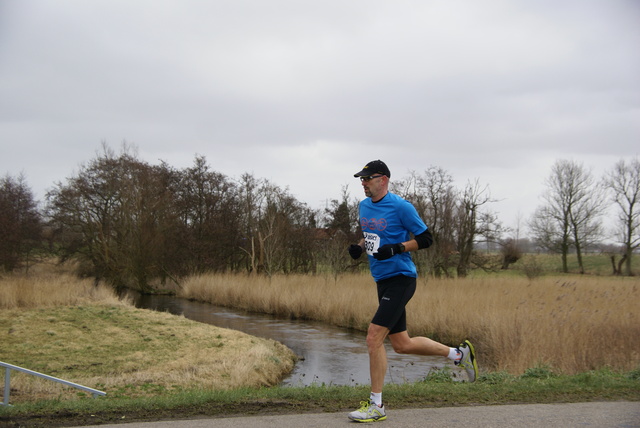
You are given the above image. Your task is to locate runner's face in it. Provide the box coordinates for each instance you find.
[361,175,386,200]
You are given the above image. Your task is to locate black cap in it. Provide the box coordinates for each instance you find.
[354,160,391,178]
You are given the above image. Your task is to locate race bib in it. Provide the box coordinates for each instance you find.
[364,232,380,256]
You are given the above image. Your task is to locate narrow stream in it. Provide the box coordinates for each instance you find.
[134,295,462,387]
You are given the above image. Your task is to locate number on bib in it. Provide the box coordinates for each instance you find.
[364,232,380,256]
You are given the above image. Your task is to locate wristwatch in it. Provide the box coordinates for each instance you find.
[398,243,405,253]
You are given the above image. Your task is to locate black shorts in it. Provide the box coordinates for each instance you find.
[371,275,417,335]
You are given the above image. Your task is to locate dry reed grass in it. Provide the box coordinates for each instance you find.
[179,273,376,330]
[0,273,124,309]
[180,273,640,375]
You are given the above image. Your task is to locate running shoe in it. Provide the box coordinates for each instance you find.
[455,339,478,382]
[348,399,387,422]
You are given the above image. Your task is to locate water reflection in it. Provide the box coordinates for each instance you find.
[135,295,462,386]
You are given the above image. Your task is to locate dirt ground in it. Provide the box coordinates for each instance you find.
[0,399,327,427]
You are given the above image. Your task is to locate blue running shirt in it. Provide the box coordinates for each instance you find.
[358,192,428,282]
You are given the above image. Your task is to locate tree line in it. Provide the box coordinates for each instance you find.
[1,145,638,290]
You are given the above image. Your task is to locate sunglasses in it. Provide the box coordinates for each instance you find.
[359,175,385,182]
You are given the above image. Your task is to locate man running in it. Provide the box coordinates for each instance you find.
[347,160,478,423]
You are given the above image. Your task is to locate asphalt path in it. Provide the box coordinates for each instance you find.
[79,401,639,427]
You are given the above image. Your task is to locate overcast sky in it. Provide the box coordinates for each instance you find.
[1,0,639,235]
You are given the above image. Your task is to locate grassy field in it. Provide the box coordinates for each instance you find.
[487,251,638,277]
[0,272,296,404]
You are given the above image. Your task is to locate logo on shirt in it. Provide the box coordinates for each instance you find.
[361,217,387,232]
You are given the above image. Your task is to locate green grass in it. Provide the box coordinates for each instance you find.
[468,252,639,278]
[522,253,624,275]
[1,368,639,427]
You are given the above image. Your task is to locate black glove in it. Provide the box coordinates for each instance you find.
[373,243,403,260]
[348,244,363,259]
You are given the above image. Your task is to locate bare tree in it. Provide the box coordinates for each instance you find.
[46,145,126,284]
[392,167,458,277]
[529,206,566,254]
[260,183,320,275]
[236,174,317,275]
[0,173,42,272]
[455,179,498,277]
[322,185,361,278]
[605,157,640,276]
[175,155,241,273]
[236,173,266,273]
[531,160,605,273]
[392,168,501,277]
[324,185,357,236]
[259,183,292,276]
[46,144,180,291]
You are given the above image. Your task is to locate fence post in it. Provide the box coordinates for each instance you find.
[3,367,10,406]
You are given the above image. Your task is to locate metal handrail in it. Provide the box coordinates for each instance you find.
[1,361,106,406]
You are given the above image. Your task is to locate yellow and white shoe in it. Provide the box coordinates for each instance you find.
[455,339,479,382]
[348,399,387,422]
